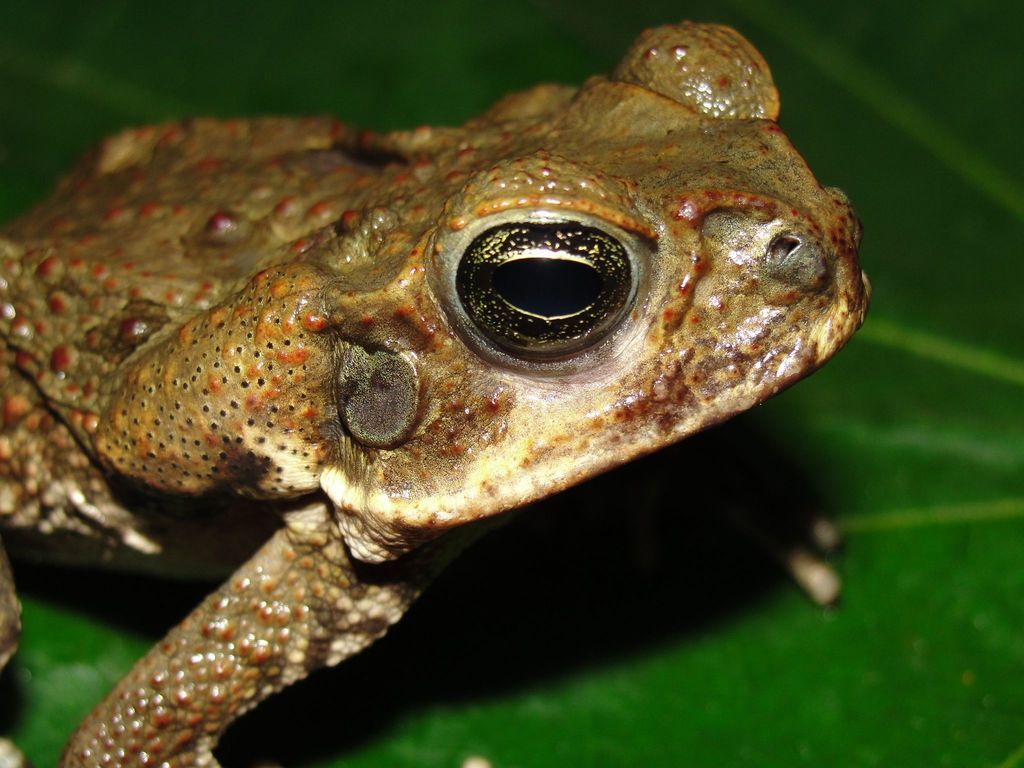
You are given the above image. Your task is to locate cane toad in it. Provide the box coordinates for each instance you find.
[0,21,868,766]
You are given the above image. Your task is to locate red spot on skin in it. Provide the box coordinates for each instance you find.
[291,238,311,255]
[82,413,99,433]
[91,263,109,279]
[306,201,333,219]
[446,170,464,182]
[104,206,129,223]
[302,406,317,420]
[275,348,309,365]
[273,196,297,217]
[663,308,676,322]
[251,642,272,664]
[50,215,73,233]
[50,345,72,373]
[393,304,414,319]
[35,255,61,278]
[152,708,173,728]
[327,121,347,140]
[205,211,237,235]
[718,76,730,87]
[3,394,31,425]
[252,269,275,288]
[156,124,180,143]
[47,293,67,314]
[268,278,293,299]
[139,202,160,218]
[197,157,221,172]
[457,147,475,159]
[689,314,701,324]
[119,318,149,346]
[103,277,119,291]
[340,209,360,228]
[302,313,328,332]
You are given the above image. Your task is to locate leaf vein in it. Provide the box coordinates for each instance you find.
[858,317,1024,388]
[843,498,1024,534]
[995,740,1024,768]
[0,35,196,119]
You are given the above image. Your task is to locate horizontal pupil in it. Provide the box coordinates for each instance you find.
[492,257,603,318]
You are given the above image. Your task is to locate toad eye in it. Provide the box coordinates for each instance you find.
[455,222,636,358]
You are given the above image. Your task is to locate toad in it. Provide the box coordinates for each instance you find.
[0,21,868,766]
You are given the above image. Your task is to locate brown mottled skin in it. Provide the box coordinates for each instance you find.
[0,22,867,766]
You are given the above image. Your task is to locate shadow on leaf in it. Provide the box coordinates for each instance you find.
[3,419,828,765]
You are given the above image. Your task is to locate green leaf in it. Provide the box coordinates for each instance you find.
[2,1,1021,766]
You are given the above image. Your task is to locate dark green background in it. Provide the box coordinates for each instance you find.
[1,1,1021,766]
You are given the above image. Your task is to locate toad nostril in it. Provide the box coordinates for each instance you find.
[767,233,802,262]
[763,231,829,292]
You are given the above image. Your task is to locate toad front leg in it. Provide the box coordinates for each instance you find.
[62,510,454,767]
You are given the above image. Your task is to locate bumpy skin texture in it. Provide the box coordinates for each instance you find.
[0,22,868,766]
